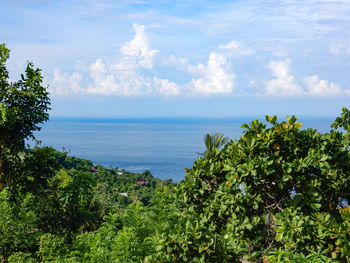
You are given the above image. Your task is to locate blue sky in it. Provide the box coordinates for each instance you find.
[1,0,350,117]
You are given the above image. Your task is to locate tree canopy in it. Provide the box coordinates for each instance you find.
[0,43,50,188]
[152,111,350,262]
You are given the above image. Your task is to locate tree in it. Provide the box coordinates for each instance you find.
[0,43,50,188]
[153,110,350,262]
[202,132,229,157]
[36,169,97,242]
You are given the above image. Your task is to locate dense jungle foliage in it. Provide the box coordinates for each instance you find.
[1,43,350,262]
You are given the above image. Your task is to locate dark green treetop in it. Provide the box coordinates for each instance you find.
[0,43,50,187]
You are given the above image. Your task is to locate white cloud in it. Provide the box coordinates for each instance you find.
[51,29,241,97]
[184,40,255,95]
[86,59,152,96]
[188,52,235,95]
[265,60,303,96]
[51,24,180,97]
[52,58,180,97]
[264,60,350,97]
[121,23,159,69]
[218,40,255,57]
[162,41,252,95]
[304,75,348,96]
[86,59,143,96]
[49,23,350,98]
[51,69,83,95]
[153,77,181,96]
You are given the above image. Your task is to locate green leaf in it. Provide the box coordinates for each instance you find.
[275,232,284,242]
[246,223,253,230]
[320,155,328,161]
[331,252,337,259]
[250,138,256,148]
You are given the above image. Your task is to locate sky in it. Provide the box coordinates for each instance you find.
[1,0,350,118]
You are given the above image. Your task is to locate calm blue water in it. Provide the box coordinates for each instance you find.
[32,117,334,182]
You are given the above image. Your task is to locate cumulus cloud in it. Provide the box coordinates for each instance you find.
[164,41,252,95]
[85,59,181,96]
[153,77,181,96]
[50,24,349,98]
[120,23,159,69]
[264,59,350,97]
[184,40,255,95]
[188,52,235,95]
[304,75,348,96]
[265,60,303,96]
[51,69,83,95]
[50,30,245,96]
[51,24,179,97]
[86,59,147,96]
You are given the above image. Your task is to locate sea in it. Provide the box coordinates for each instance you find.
[31,117,334,182]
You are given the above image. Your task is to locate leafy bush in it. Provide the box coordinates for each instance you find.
[153,109,350,262]
[0,190,42,261]
[265,248,337,263]
[7,252,38,263]
[63,202,158,262]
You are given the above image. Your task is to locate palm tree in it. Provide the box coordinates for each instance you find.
[202,132,229,157]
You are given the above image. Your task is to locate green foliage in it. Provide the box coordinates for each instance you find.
[0,43,178,262]
[0,43,50,188]
[153,112,350,262]
[20,147,62,193]
[89,167,170,212]
[0,189,42,261]
[58,154,93,172]
[37,233,71,262]
[332,106,350,132]
[35,169,97,240]
[26,183,177,263]
[78,201,156,262]
[202,132,229,157]
[271,207,350,261]
[0,143,173,261]
[265,248,337,263]
[7,252,38,263]
[36,202,159,262]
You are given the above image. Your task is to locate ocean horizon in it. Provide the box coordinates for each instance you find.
[32,116,335,182]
